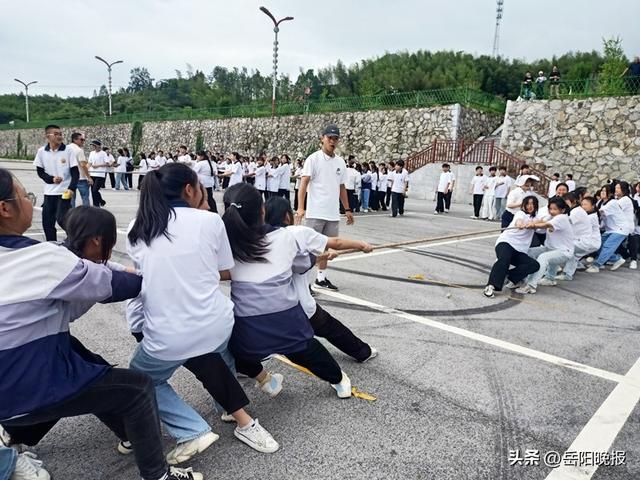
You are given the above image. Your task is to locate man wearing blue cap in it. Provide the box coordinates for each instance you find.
[296,124,354,291]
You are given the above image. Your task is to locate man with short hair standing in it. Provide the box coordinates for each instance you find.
[88,140,108,207]
[33,124,79,241]
[68,132,92,206]
[296,124,354,291]
[390,160,409,217]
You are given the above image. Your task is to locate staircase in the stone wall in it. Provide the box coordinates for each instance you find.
[405,137,552,197]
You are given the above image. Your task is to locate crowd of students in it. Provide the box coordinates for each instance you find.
[0,123,381,480]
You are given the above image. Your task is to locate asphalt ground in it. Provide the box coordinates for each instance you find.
[3,160,640,480]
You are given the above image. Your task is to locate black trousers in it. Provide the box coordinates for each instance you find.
[126,172,133,189]
[294,189,299,211]
[473,194,483,217]
[278,189,290,203]
[310,305,371,362]
[3,368,167,480]
[501,210,515,228]
[385,187,392,207]
[487,242,540,290]
[42,194,72,241]
[436,191,446,213]
[629,234,639,260]
[391,192,405,217]
[90,176,105,206]
[137,174,145,190]
[234,338,342,385]
[369,190,379,211]
[222,177,230,189]
[205,186,218,213]
[346,189,357,212]
[107,172,116,188]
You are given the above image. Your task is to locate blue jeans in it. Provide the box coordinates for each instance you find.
[361,189,370,210]
[594,232,627,267]
[527,246,572,287]
[75,179,91,206]
[129,346,211,444]
[115,172,129,190]
[0,446,16,480]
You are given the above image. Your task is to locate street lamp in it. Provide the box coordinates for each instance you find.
[259,6,294,117]
[14,78,37,123]
[94,55,123,116]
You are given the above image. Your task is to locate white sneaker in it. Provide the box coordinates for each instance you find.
[117,440,133,455]
[11,452,50,480]
[470,215,478,219]
[234,419,279,453]
[537,278,557,286]
[611,258,626,271]
[483,285,495,298]
[585,265,600,273]
[363,209,368,213]
[585,256,595,263]
[444,209,450,213]
[331,371,352,399]
[504,280,521,289]
[220,411,236,423]
[166,431,219,465]
[0,424,10,446]
[166,466,203,480]
[433,211,439,215]
[515,285,537,294]
[259,373,283,398]
[359,347,378,363]
[630,260,638,270]
[554,274,573,281]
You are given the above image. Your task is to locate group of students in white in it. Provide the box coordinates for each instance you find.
[482,171,640,298]
[0,124,379,480]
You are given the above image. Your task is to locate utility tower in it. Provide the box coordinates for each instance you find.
[492,0,504,57]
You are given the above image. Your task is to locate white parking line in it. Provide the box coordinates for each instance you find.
[545,357,640,480]
[314,288,639,388]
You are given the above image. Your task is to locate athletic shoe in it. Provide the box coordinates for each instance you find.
[470,215,478,219]
[259,373,284,397]
[630,260,638,270]
[537,278,557,286]
[483,285,495,298]
[220,411,236,423]
[234,419,279,453]
[554,274,573,281]
[611,258,626,271]
[585,265,600,273]
[166,432,219,465]
[444,209,450,213]
[433,211,439,215]
[515,285,537,294]
[503,280,522,289]
[11,452,50,480]
[0,424,10,446]
[576,262,587,271]
[117,440,133,455]
[166,466,203,480]
[315,279,338,291]
[585,256,595,263]
[363,209,369,213]
[331,371,352,399]
[359,347,378,363]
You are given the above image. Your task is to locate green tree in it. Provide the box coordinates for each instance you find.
[195,130,204,152]
[130,121,143,161]
[598,37,628,95]
[128,67,154,92]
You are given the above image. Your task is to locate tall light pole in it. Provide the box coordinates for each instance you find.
[94,55,123,116]
[492,0,504,57]
[14,78,37,123]
[259,6,294,117]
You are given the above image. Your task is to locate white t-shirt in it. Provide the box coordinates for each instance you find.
[566,180,576,192]
[88,150,108,178]
[278,163,291,190]
[496,210,538,252]
[156,156,166,167]
[545,214,574,254]
[294,166,304,190]
[370,171,379,192]
[377,173,388,191]
[569,206,591,239]
[177,154,193,167]
[116,156,128,173]
[266,165,279,192]
[68,143,88,181]
[287,225,328,318]
[138,159,148,174]
[106,154,116,171]
[494,175,513,198]
[228,161,244,186]
[255,165,267,190]
[506,187,528,214]
[470,175,487,195]
[437,171,455,193]
[601,197,635,235]
[301,150,347,221]
[126,207,235,361]
[33,143,79,196]
[484,175,498,195]
[193,160,216,188]
[147,157,160,171]
[548,180,560,198]
[391,169,409,194]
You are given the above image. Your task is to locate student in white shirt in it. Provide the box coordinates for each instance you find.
[265,157,280,199]
[368,161,379,212]
[88,139,108,208]
[127,163,279,459]
[385,161,395,208]
[155,150,167,168]
[484,196,541,298]
[501,175,539,228]
[103,148,116,190]
[480,166,498,220]
[293,159,304,211]
[469,166,487,219]
[557,194,602,280]
[587,181,635,272]
[516,197,575,294]
[493,166,513,219]
[68,132,92,207]
[565,173,576,192]
[547,173,560,198]
[377,164,388,212]
[33,124,79,241]
[124,147,134,189]
[193,151,218,212]
[176,145,193,168]
[390,160,409,218]
[254,157,267,199]
[137,153,148,190]
[115,148,130,191]
[219,153,244,189]
[434,163,455,214]
[277,154,292,201]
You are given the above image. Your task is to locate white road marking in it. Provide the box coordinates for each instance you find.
[544,357,640,480]
[314,288,640,388]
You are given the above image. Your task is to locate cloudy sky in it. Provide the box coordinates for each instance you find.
[1,0,638,97]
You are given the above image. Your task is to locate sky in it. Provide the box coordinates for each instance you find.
[1,0,638,97]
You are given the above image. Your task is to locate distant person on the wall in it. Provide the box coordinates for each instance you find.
[535,71,547,99]
[621,56,640,94]
[565,173,576,192]
[549,66,561,98]
[434,163,455,215]
[522,71,534,100]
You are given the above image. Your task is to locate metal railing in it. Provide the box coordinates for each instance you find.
[406,139,552,197]
[0,87,505,131]
[520,75,640,100]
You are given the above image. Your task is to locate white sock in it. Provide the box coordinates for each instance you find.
[317,270,326,282]
[238,419,256,431]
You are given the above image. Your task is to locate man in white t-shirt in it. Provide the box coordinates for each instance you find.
[565,173,576,192]
[219,152,244,188]
[494,166,513,218]
[68,132,92,206]
[296,124,353,291]
[390,160,409,217]
[33,124,79,241]
[177,145,193,168]
[547,172,560,198]
[469,166,487,219]
[155,150,167,168]
[435,163,455,214]
[345,157,360,213]
[480,166,498,220]
[88,139,108,207]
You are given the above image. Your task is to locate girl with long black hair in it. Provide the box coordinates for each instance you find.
[222,182,353,398]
